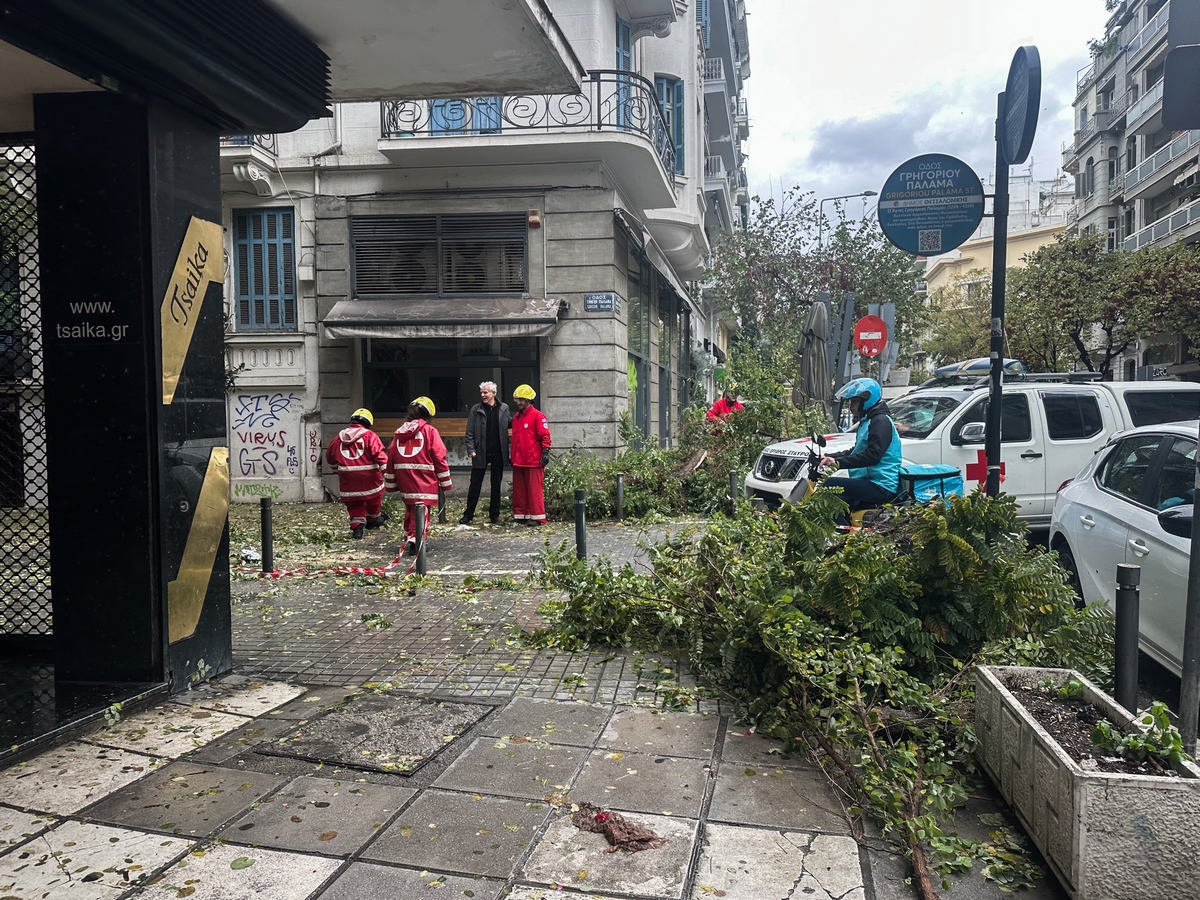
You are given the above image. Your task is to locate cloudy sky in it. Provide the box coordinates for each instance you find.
[742,0,1113,215]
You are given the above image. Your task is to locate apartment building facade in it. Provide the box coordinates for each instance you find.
[1064,0,1200,380]
[219,0,751,503]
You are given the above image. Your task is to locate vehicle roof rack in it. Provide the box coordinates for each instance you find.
[1005,371,1104,383]
[912,370,1105,391]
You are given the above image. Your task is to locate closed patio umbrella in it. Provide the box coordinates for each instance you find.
[793,299,830,415]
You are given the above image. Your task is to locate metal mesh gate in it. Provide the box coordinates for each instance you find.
[0,139,50,637]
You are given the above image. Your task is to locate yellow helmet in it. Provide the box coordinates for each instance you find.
[411,396,436,417]
[350,408,374,426]
[513,384,536,400]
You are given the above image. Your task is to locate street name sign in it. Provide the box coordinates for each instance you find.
[584,292,621,313]
[878,153,985,256]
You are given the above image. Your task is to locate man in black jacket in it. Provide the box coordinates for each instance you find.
[460,381,512,525]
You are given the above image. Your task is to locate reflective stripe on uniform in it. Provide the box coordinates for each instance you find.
[340,486,384,498]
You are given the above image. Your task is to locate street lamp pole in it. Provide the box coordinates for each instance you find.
[818,190,878,248]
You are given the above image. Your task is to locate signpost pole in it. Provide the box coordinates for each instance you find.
[986,91,1009,499]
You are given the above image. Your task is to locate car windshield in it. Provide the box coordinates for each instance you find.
[887,395,962,440]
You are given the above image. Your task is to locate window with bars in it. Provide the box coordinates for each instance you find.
[655,77,685,175]
[351,213,528,297]
[233,208,297,331]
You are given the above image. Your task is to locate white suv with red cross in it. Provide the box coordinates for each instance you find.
[745,378,1200,531]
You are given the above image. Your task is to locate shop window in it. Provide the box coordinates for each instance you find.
[363,337,537,418]
[233,208,296,331]
[351,213,527,297]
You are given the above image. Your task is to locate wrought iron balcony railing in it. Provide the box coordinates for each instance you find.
[220,134,278,155]
[380,70,675,182]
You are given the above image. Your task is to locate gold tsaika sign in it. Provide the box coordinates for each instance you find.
[161,216,223,404]
[168,447,230,644]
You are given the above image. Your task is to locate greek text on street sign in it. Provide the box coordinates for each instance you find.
[877,153,985,256]
[853,315,888,358]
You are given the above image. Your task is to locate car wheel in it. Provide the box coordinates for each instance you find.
[1057,543,1085,610]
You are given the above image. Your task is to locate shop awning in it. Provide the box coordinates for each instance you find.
[322,297,565,340]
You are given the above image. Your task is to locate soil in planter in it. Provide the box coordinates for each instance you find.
[1009,687,1182,778]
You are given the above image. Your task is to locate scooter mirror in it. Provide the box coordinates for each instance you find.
[813,433,827,448]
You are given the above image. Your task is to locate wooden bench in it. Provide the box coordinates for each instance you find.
[374,417,468,440]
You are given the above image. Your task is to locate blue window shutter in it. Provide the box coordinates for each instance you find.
[674,82,685,174]
[697,0,710,49]
[234,208,296,332]
[431,99,469,135]
[616,18,632,71]
[476,97,501,134]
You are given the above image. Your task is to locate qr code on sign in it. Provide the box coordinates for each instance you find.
[918,229,942,253]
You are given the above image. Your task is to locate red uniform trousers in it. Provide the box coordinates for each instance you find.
[512,465,546,522]
[342,492,382,526]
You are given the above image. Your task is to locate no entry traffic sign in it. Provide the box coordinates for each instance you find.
[877,153,985,256]
[853,315,887,358]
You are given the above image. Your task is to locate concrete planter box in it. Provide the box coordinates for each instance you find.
[975,666,1200,900]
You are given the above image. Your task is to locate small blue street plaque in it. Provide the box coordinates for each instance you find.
[878,153,985,256]
[584,292,621,313]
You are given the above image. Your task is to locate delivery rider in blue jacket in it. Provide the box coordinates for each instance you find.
[819,378,902,512]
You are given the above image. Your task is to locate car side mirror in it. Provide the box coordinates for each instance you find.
[959,422,986,444]
[1158,505,1193,539]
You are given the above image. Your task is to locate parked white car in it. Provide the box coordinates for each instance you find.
[745,378,1200,530]
[1050,421,1197,677]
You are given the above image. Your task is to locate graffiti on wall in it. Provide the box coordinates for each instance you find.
[230,392,301,479]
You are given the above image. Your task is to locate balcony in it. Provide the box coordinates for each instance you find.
[378,70,677,207]
[704,155,735,232]
[733,165,748,204]
[1124,129,1200,200]
[1127,1,1170,66]
[734,96,749,140]
[1127,80,1164,135]
[1062,140,1078,172]
[1123,193,1200,251]
[702,58,736,167]
[1076,62,1097,98]
[220,134,279,197]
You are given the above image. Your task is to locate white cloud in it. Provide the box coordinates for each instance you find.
[742,0,1111,206]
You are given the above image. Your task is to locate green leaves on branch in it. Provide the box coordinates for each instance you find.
[531,487,1113,890]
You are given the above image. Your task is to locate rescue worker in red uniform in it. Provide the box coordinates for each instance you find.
[509,384,551,525]
[384,396,452,554]
[324,408,388,539]
[705,387,743,423]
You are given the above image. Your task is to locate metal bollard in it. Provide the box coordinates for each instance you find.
[260,497,274,574]
[1115,563,1141,714]
[615,473,625,523]
[437,486,447,524]
[414,502,427,576]
[729,470,739,516]
[574,489,587,560]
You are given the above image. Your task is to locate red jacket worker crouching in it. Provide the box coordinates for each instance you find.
[706,391,744,422]
[384,396,452,552]
[325,408,388,539]
[510,384,552,524]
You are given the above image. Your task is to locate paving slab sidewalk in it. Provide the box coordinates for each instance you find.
[0,680,1068,900]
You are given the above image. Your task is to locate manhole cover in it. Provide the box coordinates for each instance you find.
[259,695,493,775]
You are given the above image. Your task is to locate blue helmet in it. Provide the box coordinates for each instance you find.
[835,377,882,410]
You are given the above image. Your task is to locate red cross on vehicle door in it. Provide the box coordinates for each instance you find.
[940,393,1048,521]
